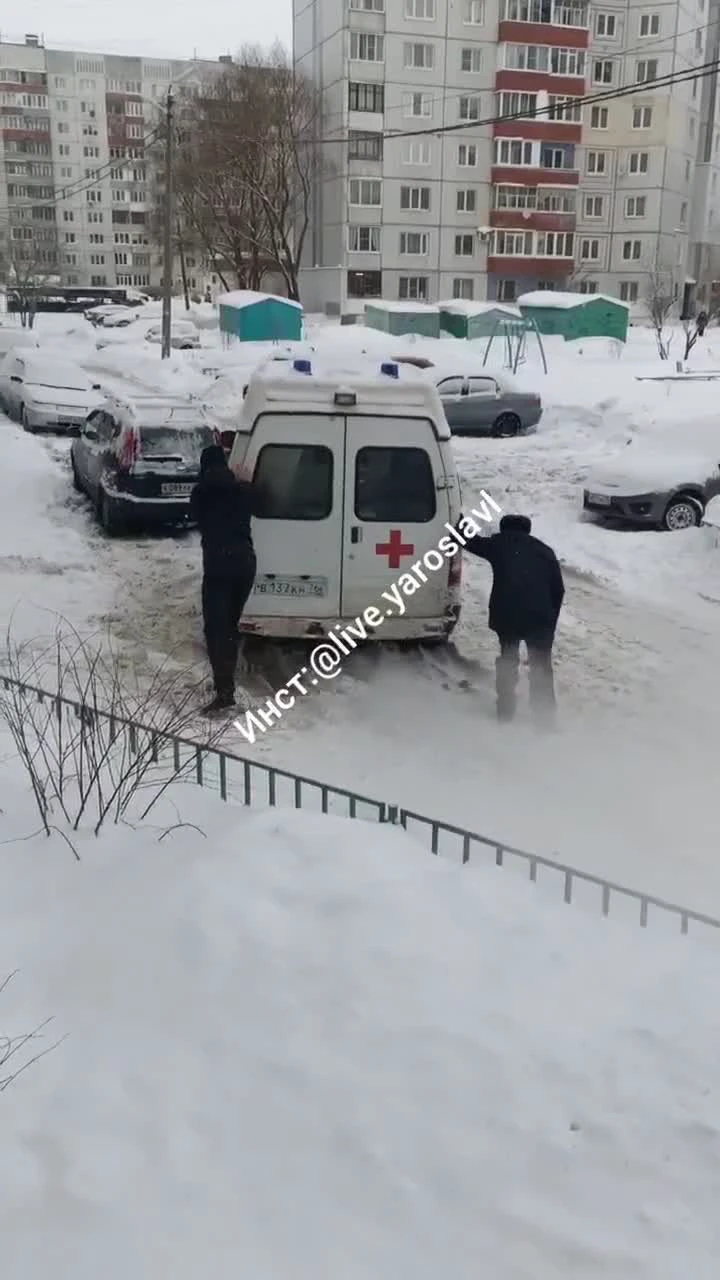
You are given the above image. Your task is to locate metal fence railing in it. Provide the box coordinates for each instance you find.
[2,673,719,942]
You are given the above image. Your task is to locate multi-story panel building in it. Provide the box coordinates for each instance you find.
[296,0,720,312]
[0,35,221,292]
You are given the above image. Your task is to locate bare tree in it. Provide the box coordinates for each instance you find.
[0,237,55,329]
[160,46,322,301]
[0,973,62,1094]
[645,263,675,360]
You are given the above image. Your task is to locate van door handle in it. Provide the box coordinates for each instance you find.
[350,526,363,543]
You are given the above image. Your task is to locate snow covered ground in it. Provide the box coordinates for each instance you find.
[1,731,720,1279]
[2,310,720,914]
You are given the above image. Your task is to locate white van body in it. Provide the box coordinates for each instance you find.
[228,358,463,642]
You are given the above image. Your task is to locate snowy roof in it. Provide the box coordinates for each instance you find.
[437,300,521,317]
[518,291,631,310]
[218,290,303,311]
[365,301,440,314]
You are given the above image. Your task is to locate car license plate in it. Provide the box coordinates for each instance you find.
[586,492,611,506]
[254,576,327,598]
[161,483,192,496]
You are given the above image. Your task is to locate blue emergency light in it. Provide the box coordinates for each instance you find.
[293,359,312,373]
[380,361,399,378]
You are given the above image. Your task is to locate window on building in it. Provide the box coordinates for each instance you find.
[689,116,696,139]
[541,145,572,169]
[459,95,480,120]
[404,41,435,68]
[348,178,382,205]
[348,225,381,252]
[680,200,688,223]
[405,0,435,16]
[498,92,536,119]
[551,47,585,74]
[548,95,582,122]
[399,276,429,301]
[399,231,430,254]
[400,184,431,210]
[586,150,607,173]
[536,231,574,256]
[497,279,516,301]
[619,281,639,302]
[584,194,604,217]
[458,143,478,165]
[639,13,660,35]
[349,82,384,112]
[622,239,643,260]
[350,0,384,9]
[590,105,609,128]
[454,233,475,255]
[493,138,533,164]
[593,59,614,84]
[456,188,477,212]
[404,91,432,117]
[636,59,658,81]
[595,12,616,36]
[579,281,599,293]
[625,196,647,217]
[460,46,483,72]
[452,277,474,299]
[629,150,649,173]
[685,158,691,181]
[632,106,652,128]
[350,32,384,60]
[465,0,485,21]
[403,140,432,164]
[492,229,534,255]
[580,238,600,260]
[495,184,537,209]
[348,131,384,160]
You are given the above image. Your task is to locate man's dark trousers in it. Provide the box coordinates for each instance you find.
[495,629,556,723]
[201,557,255,700]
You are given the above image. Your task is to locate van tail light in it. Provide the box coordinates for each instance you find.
[448,547,462,589]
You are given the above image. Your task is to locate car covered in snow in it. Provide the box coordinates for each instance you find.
[435,371,542,438]
[144,320,200,350]
[92,306,138,328]
[0,327,40,358]
[70,393,217,534]
[0,350,103,432]
[583,451,720,531]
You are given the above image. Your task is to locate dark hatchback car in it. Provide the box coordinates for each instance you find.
[70,398,216,534]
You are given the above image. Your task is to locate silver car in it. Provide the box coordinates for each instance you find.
[0,350,103,433]
[583,453,720,530]
[436,372,542,438]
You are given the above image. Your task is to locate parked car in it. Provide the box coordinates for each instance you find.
[436,371,542,437]
[0,328,40,359]
[0,350,103,432]
[144,320,200,350]
[582,452,720,530]
[97,306,138,328]
[85,305,126,326]
[70,393,217,534]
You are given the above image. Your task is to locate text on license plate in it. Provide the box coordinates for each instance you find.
[254,576,327,598]
[587,492,611,505]
[161,483,192,496]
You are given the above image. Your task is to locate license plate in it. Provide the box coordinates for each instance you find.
[161,483,192,496]
[254,576,327,598]
[586,492,611,506]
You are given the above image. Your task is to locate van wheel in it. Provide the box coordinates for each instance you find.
[663,494,703,530]
[491,412,521,438]
[20,405,34,433]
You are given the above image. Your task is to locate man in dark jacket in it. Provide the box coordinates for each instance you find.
[189,444,262,714]
[461,513,564,723]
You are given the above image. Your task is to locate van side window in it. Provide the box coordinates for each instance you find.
[355,447,436,523]
[254,444,333,520]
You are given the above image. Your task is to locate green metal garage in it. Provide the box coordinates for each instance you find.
[517,291,630,343]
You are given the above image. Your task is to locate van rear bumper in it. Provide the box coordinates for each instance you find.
[239,607,460,642]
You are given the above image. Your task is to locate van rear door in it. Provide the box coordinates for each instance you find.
[341,416,449,620]
[244,412,342,617]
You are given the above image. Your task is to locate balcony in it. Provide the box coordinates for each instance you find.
[499,0,589,27]
[491,163,578,185]
[491,207,576,232]
[487,254,572,278]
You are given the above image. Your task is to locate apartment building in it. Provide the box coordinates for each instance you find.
[295,0,720,311]
[0,34,222,292]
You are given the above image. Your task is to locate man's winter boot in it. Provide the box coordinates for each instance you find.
[201,692,235,716]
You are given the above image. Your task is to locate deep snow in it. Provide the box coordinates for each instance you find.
[1,736,720,1279]
[2,311,720,914]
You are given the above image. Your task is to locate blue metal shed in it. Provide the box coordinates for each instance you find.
[218,290,303,343]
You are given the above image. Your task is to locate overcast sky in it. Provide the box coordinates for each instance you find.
[5,0,292,59]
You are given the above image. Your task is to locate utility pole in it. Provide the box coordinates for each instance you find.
[161,86,174,359]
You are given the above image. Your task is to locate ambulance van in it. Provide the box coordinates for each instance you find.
[228,357,463,642]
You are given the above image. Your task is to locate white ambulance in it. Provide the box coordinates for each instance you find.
[228,357,463,642]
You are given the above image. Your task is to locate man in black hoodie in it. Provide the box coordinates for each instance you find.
[461,513,564,723]
[189,444,262,714]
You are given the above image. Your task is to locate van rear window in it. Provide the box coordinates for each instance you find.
[254,444,333,520]
[355,446,436,523]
